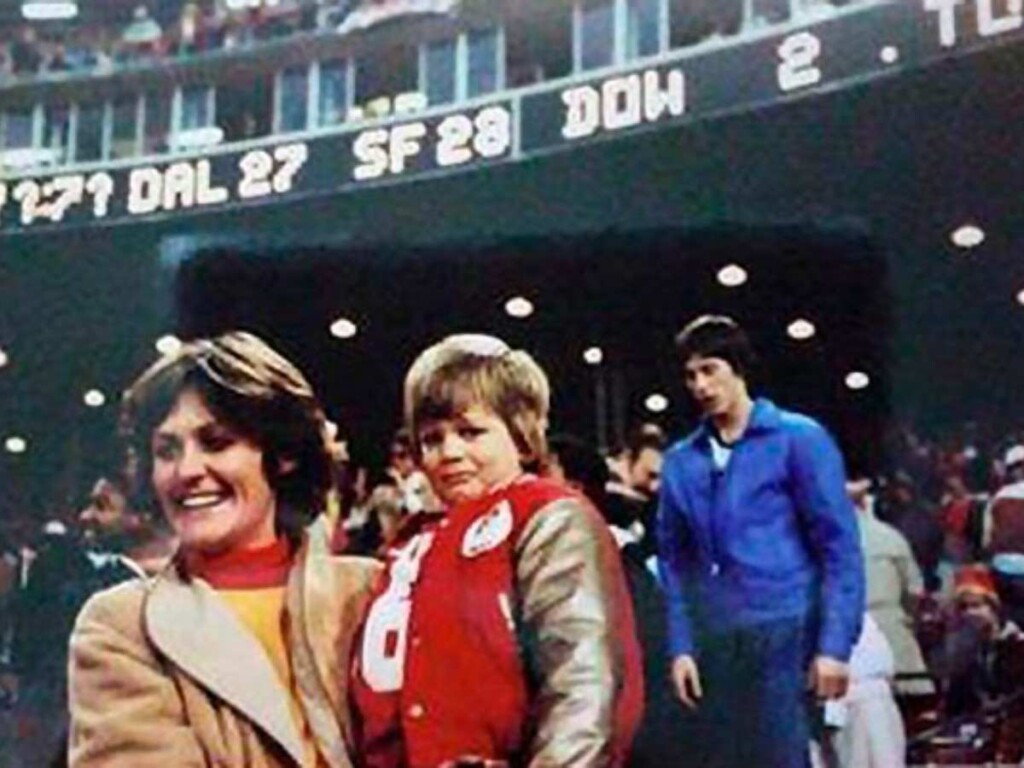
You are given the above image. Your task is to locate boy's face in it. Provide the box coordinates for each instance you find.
[417,403,523,506]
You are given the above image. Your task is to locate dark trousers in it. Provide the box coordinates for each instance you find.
[690,617,815,768]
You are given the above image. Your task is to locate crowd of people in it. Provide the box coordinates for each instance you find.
[0,1,341,82]
[0,317,1022,767]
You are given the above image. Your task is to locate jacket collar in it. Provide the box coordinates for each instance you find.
[144,519,353,768]
[696,397,780,446]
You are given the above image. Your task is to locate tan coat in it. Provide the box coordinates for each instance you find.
[68,522,380,768]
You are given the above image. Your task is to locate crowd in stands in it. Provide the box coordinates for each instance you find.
[1,409,1022,766]
[0,1,337,83]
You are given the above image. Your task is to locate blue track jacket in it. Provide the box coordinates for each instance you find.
[657,398,865,662]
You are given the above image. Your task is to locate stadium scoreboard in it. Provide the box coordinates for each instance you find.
[0,0,1020,235]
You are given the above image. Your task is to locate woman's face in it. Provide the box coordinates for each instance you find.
[150,388,278,555]
[417,402,523,506]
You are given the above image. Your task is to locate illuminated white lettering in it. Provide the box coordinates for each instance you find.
[979,0,1022,35]
[603,75,642,131]
[271,143,308,194]
[86,172,114,218]
[12,181,41,226]
[163,162,196,211]
[238,149,274,198]
[128,167,163,215]
[562,85,601,140]
[562,70,685,141]
[778,32,823,92]
[48,175,85,222]
[472,106,512,159]
[644,69,686,122]
[437,114,474,167]
[924,0,964,47]
[389,123,426,175]
[353,129,389,180]
[194,160,229,206]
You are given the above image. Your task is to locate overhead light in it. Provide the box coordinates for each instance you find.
[0,347,7,369]
[951,224,985,249]
[845,371,870,391]
[83,389,106,408]
[787,319,816,341]
[4,436,27,454]
[1016,289,1024,307]
[330,317,358,339]
[644,393,669,413]
[155,334,182,356]
[21,1,78,21]
[879,46,899,64]
[504,296,534,319]
[717,264,748,288]
[583,346,604,365]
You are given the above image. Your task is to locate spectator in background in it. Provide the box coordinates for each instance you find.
[848,477,933,695]
[658,314,865,768]
[828,614,906,768]
[880,471,944,593]
[10,27,42,75]
[607,423,665,560]
[983,444,1024,556]
[933,565,1024,720]
[545,433,689,768]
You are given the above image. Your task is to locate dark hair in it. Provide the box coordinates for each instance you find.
[548,434,610,506]
[120,331,333,547]
[674,314,756,380]
[625,422,666,460]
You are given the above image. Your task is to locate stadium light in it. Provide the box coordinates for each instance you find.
[155,334,182,356]
[504,296,534,319]
[5,436,27,454]
[83,389,106,408]
[717,264,748,288]
[951,224,985,249]
[1017,289,1024,307]
[583,346,604,365]
[21,1,78,21]
[330,317,358,339]
[0,347,7,369]
[786,318,816,341]
[644,393,669,413]
[845,371,870,391]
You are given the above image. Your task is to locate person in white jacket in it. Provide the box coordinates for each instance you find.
[830,613,907,768]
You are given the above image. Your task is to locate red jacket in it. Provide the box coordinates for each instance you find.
[352,476,643,767]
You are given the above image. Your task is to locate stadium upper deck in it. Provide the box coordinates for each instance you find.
[0,0,1020,234]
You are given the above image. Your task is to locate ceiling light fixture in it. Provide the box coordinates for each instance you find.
[845,371,870,391]
[583,346,604,365]
[787,319,816,341]
[951,224,985,249]
[21,1,78,21]
[644,393,669,413]
[4,436,27,454]
[330,318,358,339]
[504,296,534,319]
[83,389,106,408]
[717,264,748,288]
[155,334,182,356]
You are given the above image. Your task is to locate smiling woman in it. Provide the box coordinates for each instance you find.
[66,331,381,768]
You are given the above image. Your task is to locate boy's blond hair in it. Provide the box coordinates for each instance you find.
[404,334,550,464]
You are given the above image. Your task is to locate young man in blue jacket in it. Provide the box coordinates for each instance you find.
[657,315,865,768]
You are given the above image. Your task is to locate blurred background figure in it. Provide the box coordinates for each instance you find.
[848,476,933,695]
[982,444,1024,557]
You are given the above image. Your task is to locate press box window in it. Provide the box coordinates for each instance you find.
[627,0,662,59]
[466,28,499,98]
[75,104,104,162]
[578,0,615,71]
[424,38,456,106]
[2,110,33,150]
[110,98,140,160]
[318,60,351,126]
[277,66,309,132]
